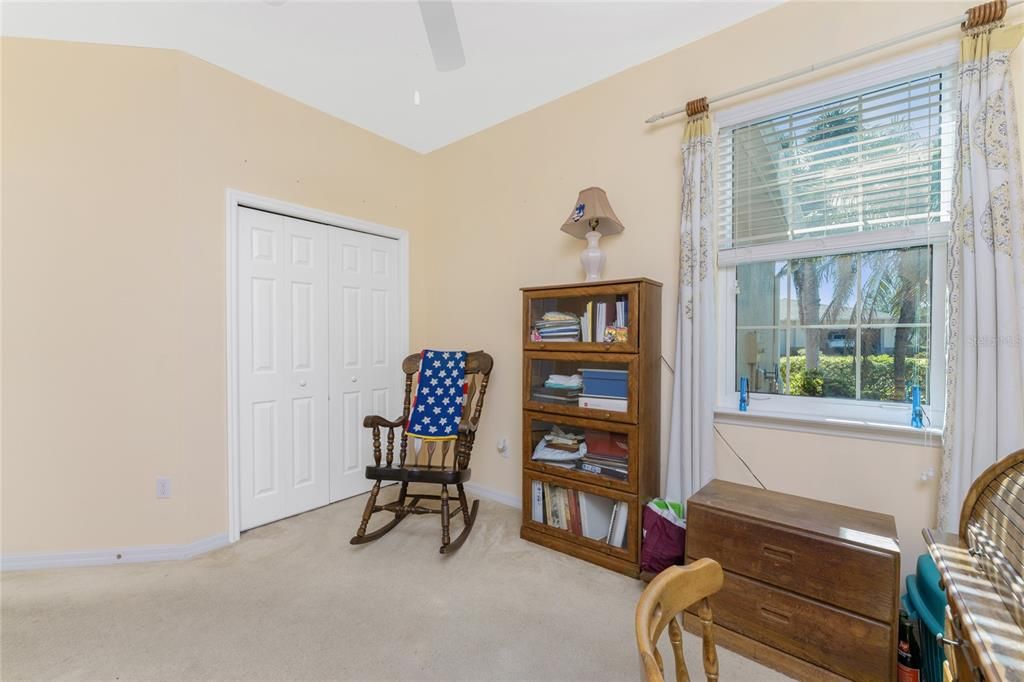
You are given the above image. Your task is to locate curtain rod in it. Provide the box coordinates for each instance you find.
[644,0,1022,124]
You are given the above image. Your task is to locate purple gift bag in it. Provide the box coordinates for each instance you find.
[641,499,686,574]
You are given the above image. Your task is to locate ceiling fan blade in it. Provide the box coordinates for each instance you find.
[418,0,466,72]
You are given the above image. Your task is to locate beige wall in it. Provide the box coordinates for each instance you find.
[4,1,1023,576]
[1,38,426,552]
[419,0,1022,578]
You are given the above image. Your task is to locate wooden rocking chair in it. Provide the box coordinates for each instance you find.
[350,350,493,554]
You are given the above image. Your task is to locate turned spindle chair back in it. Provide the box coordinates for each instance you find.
[635,559,724,682]
[351,351,493,554]
[397,352,491,471]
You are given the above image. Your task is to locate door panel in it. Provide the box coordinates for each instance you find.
[329,228,402,502]
[238,208,330,530]
[239,207,404,525]
[252,401,278,498]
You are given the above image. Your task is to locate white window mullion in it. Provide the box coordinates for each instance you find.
[718,222,949,268]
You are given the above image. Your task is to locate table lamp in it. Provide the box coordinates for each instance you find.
[560,187,625,282]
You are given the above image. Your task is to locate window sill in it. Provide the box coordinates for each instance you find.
[714,407,943,447]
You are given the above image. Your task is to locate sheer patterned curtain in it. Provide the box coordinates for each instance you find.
[666,114,717,505]
[940,23,1024,529]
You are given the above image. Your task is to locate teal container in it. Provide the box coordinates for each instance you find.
[903,554,946,682]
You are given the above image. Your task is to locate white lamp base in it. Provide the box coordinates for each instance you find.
[580,230,605,282]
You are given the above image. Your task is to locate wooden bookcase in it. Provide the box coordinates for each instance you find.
[519,278,661,577]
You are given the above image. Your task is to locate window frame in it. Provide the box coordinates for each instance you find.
[713,43,958,430]
[716,236,948,428]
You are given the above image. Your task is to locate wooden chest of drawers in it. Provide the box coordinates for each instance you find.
[684,480,901,681]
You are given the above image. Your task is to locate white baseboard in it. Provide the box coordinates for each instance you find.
[1,533,231,572]
[464,481,521,509]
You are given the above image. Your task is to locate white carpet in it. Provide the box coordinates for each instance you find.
[2,489,790,680]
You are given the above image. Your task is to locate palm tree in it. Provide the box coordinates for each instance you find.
[786,104,932,390]
[788,107,859,371]
[860,248,929,399]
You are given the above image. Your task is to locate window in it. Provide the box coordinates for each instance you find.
[736,245,933,402]
[717,57,954,427]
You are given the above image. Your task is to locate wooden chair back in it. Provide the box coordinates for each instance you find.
[635,558,724,682]
[398,351,493,472]
[957,447,1024,631]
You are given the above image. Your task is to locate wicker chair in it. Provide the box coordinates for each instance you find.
[350,351,493,554]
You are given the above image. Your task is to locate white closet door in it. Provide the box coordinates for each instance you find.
[238,208,330,530]
[329,228,403,502]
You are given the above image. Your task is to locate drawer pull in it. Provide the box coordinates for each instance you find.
[760,606,791,625]
[937,633,963,648]
[762,544,795,563]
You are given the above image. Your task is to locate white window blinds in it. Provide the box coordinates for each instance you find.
[717,67,957,254]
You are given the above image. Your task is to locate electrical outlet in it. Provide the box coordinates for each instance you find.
[156,477,172,499]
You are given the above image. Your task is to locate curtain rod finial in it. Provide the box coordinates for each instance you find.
[686,97,710,118]
[963,0,1007,29]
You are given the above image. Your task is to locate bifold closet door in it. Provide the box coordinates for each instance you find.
[328,227,402,502]
[238,208,330,531]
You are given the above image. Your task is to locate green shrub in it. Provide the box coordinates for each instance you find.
[779,354,929,402]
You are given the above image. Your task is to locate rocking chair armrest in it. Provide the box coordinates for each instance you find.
[458,420,478,436]
[363,414,405,429]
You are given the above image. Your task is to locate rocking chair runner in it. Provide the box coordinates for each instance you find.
[350,350,493,553]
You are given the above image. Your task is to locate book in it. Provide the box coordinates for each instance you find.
[578,395,628,412]
[578,454,628,470]
[543,483,554,528]
[532,389,582,403]
[561,489,569,532]
[584,429,629,458]
[606,501,619,543]
[567,489,581,536]
[561,485,569,528]
[544,441,582,453]
[550,487,564,530]
[609,501,628,548]
[578,492,615,540]
[531,481,544,523]
[537,460,574,469]
[578,492,590,538]
[595,302,607,339]
[582,301,593,342]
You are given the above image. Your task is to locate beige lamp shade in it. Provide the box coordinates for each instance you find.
[560,187,625,239]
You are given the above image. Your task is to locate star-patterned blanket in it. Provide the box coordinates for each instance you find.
[406,350,468,441]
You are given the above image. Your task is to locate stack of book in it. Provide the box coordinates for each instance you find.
[592,297,629,343]
[576,428,628,479]
[532,373,582,404]
[578,368,628,413]
[576,454,628,480]
[532,311,580,342]
[531,426,585,466]
[531,482,629,548]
